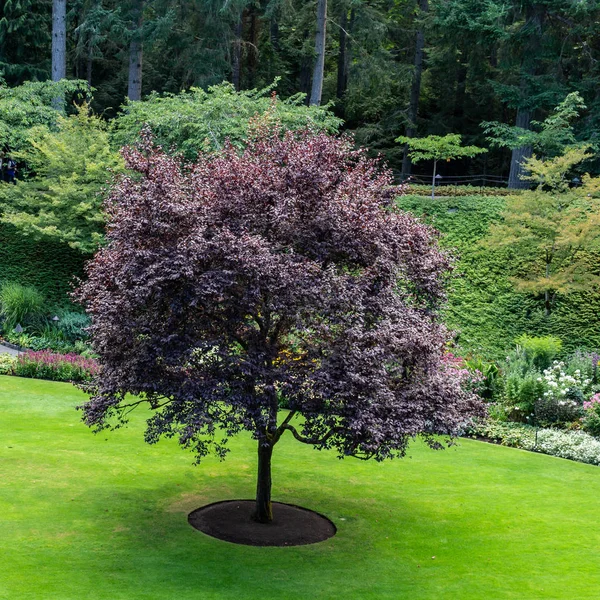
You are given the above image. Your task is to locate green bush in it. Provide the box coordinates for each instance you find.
[0,281,46,332]
[515,334,562,371]
[55,311,90,343]
[0,353,16,374]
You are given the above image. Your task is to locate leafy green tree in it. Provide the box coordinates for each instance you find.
[0,79,89,152]
[482,92,588,162]
[111,81,342,159]
[483,161,600,316]
[0,106,122,253]
[396,133,486,198]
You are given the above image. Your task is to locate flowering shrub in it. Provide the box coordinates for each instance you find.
[0,353,17,375]
[467,419,600,466]
[443,352,485,395]
[13,351,99,382]
[581,394,600,437]
[535,429,600,466]
[535,361,591,426]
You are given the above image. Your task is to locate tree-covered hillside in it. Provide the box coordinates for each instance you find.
[2,1,600,179]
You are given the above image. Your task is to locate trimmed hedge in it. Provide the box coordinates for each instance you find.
[0,223,86,306]
[398,194,600,358]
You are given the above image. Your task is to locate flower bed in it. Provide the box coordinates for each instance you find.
[466,419,600,466]
[7,350,99,382]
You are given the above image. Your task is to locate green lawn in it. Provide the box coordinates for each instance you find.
[1,376,599,599]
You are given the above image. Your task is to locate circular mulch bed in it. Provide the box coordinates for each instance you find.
[188,500,336,547]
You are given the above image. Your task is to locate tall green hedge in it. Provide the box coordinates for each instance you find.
[398,195,600,359]
[0,223,86,307]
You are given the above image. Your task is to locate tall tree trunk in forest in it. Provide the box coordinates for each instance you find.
[507,4,544,189]
[508,108,532,188]
[232,14,243,91]
[270,12,280,52]
[336,7,354,101]
[247,7,259,89]
[253,441,274,524]
[51,0,67,110]
[52,0,67,82]
[310,0,327,106]
[401,0,428,179]
[127,0,143,101]
[86,39,93,86]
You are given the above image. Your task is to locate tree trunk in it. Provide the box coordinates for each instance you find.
[52,0,67,82]
[232,14,243,91]
[336,8,348,100]
[508,4,544,189]
[253,441,274,524]
[127,0,143,101]
[247,7,259,89]
[51,0,67,110]
[401,0,428,179]
[86,38,93,86]
[431,158,437,199]
[508,108,532,189]
[309,0,327,106]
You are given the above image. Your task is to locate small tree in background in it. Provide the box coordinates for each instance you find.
[483,151,600,316]
[78,126,483,525]
[0,105,122,253]
[396,133,487,198]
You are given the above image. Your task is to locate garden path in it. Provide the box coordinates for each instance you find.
[0,344,20,356]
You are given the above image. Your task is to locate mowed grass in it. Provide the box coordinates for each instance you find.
[1,376,600,600]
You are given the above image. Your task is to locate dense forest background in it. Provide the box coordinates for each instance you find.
[2,0,600,181]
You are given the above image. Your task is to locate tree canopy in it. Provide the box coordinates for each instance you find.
[77,126,483,523]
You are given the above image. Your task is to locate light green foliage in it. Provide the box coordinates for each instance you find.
[0,79,89,152]
[521,145,594,192]
[0,353,16,374]
[0,105,122,253]
[0,280,46,332]
[396,133,487,163]
[111,82,343,160]
[396,134,486,197]
[397,194,600,357]
[514,334,562,371]
[483,180,600,314]
[482,92,588,156]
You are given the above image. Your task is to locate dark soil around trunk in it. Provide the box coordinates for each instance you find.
[188,500,336,546]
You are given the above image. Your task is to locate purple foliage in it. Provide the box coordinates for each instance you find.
[77,126,484,469]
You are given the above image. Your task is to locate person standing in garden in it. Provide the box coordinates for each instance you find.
[6,157,17,184]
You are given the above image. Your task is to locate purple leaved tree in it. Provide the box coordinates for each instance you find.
[77,126,484,524]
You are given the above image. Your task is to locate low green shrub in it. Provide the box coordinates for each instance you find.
[466,419,537,448]
[55,311,90,342]
[2,331,93,355]
[406,184,520,197]
[0,353,16,374]
[515,334,562,371]
[467,418,600,466]
[0,281,46,332]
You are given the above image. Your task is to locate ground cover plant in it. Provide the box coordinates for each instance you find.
[1,376,600,599]
[78,126,483,526]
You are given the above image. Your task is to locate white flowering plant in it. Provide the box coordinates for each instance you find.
[534,360,592,425]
